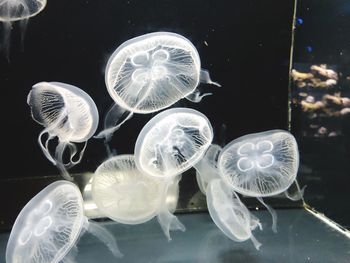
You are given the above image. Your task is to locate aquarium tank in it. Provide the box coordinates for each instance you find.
[0,0,349,262]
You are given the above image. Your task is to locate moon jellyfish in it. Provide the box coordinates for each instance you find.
[134,107,214,178]
[206,179,262,250]
[6,180,122,263]
[0,0,46,59]
[27,82,99,180]
[96,31,220,146]
[218,129,300,232]
[91,154,185,241]
[195,143,222,195]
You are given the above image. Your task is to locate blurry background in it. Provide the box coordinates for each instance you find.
[291,0,350,229]
[0,0,299,231]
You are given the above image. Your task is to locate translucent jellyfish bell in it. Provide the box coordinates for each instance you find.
[96,32,220,144]
[134,107,214,178]
[206,179,262,250]
[195,143,222,195]
[91,154,185,240]
[0,0,46,58]
[27,82,99,180]
[218,130,299,197]
[92,154,163,224]
[218,129,300,232]
[6,181,122,263]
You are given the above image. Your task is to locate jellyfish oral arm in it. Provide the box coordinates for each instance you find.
[185,90,213,103]
[257,197,278,233]
[157,179,185,241]
[85,220,123,258]
[199,69,221,87]
[94,103,133,143]
[38,128,57,165]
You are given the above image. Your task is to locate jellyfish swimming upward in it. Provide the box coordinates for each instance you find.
[96,32,220,145]
[0,0,46,58]
[27,81,99,180]
[6,180,122,263]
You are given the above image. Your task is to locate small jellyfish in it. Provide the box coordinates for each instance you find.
[27,82,99,180]
[195,143,222,195]
[6,180,122,263]
[96,32,220,146]
[206,179,262,250]
[0,0,46,59]
[91,154,185,241]
[218,129,300,232]
[134,107,214,178]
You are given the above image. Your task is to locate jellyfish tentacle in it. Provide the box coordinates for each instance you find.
[87,221,123,258]
[157,180,185,241]
[257,197,277,233]
[38,128,56,165]
[199,69,221,87]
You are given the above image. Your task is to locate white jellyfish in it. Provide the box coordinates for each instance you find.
[27,82,99,181]
[96,32,220,147]
[6,180,122,263]
[206,178,262,250]
[134,107,214,179]
[218,129,300,232]
[0,0,46,59]
[195,143,222,195]
[91,154,185,241]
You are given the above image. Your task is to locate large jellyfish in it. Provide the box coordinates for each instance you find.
[0,0,46,59]
[218,129,300,232]
[6,180,122,263]
[27,82,99,181]
[195,143,222,195]
[96,32,220,148]
[206,179,262,250]
[91,154,185,240]
[134,107,214,178]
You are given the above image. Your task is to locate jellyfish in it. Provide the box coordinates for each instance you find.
[218,129,300,232]
[91,154,185,241]
[27,81,99,180]
[6,180,122,263]
[134,107,214,179]
[96,32,220,148]
[0,0,46,59]
[206,178,262,250]
[195,143,222,195]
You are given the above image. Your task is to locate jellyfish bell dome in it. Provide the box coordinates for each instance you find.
[91,154,164,224]
[27,81,99,180]
[218,129,299,197]
[0,0,47,22]
[206,179,262,250]
[28,81,99,143]
[134,107,214,178]
[6,181,85,263]
[105,31,219,114]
